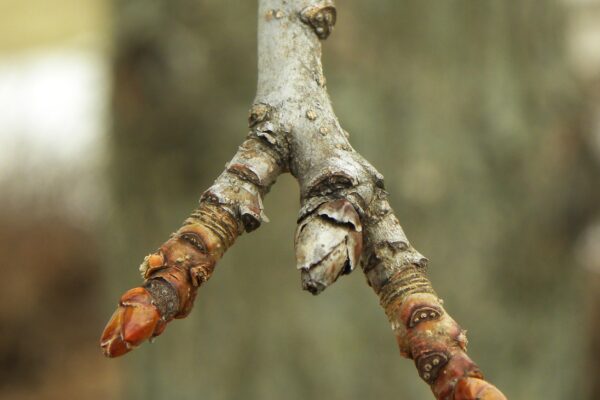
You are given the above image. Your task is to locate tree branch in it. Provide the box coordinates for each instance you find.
[101,1,507,399]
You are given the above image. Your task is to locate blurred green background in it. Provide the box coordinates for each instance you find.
[1,1,599,399]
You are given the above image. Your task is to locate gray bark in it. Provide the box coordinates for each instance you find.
[253,0,435,321]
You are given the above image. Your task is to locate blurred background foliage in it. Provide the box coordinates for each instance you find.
[1,1,599,399]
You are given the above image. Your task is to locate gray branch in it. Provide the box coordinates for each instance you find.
[254,0,432,301]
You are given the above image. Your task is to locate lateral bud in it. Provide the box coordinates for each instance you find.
[295,199,362,294]
[300,1,337,40]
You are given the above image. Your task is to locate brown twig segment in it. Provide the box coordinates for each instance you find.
[383,292,506,399]
[101,128,284,356]
[101,202,240,357]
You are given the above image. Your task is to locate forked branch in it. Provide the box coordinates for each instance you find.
[101,1,507,399]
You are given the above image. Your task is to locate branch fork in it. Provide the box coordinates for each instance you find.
[101,1,507,399]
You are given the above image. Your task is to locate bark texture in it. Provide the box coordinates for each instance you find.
[102,1,507,398]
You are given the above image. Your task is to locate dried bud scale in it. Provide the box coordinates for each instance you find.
[295,199,362,294]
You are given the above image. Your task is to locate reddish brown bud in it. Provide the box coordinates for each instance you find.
[100,287,161,358]
[139,252,166,278]
[120,302,159,343]
[148,253,165,269]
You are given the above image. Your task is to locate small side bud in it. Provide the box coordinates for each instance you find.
[295,199,362,294]
[300,1,337,40]
[139,252,166,278]
[248,103,273,128]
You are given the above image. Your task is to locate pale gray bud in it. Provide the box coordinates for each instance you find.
[295,199,362,294]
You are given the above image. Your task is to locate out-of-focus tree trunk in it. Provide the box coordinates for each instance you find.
[565,1,600,398]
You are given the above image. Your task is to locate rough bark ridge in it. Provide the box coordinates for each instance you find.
[101,1,507,399]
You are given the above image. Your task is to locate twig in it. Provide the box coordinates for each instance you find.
[101,1,507,399]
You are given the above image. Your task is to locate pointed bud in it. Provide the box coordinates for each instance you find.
[100,287,161,358]
[295,199,362,294]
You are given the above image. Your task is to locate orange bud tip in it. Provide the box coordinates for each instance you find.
[100,335,131,358]
[148,253,165,268]
[100,287,162,358]
[454,378,507,400]
[121,303,160,344]
[120,287,153,306]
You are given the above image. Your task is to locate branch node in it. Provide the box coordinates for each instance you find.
[416,352,449,384]
[300,1,337,40]
[139,252,166,278]
[256,125,277,145]
[408,305,443,328]
[248,103,274,128]
[305,165,357,198]
[144,278,179,321]
[201,184,268,233]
